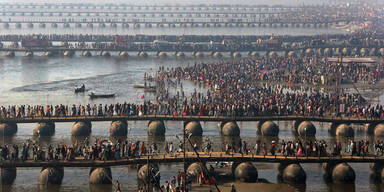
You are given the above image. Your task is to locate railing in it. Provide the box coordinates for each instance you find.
[0,114,383,124]
[1,152,384,167]
[0,44,381,53]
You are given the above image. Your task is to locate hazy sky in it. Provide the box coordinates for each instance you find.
[0,0,356,6]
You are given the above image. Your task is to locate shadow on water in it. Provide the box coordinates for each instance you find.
[1,185,13,192]
[32,136,53,146]
[369,172,384,192]
[147,136,165,146]
[71,136,90,146]
[109,136,127,144]
[37,184,61,192]
[256,136,280,150]
[89,184,113,192]
[371,184,384,192]
[327,184,355,192]
[279,183,306,192]
[20,57,49,64]
[221,136,241,151]
[295,136,317,142]
[335,136,355,144]
[0,136,15,145]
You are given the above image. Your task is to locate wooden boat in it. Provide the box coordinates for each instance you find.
[133,84,146,88]
[144,87,156,92]
[89,93,115,99]
[133,84,156,89]
[74,86,85,93]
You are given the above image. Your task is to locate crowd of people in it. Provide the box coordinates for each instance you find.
[222,138,378,157]
[156,58,383,118]
[0,138,184,162]
[1,137,383,163]
[1,57,384,119]
[235,56,384,86]
[0,135,383,192]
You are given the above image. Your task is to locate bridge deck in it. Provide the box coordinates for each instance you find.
[0,20,338,24]
[1,152,383,168]
[0,11,292,14]
[0,44,376,52]
[0,115,382,124]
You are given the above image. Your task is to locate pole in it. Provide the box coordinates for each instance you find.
[183,124,187,192]
[305,127,307,144]
[0,133,2,187]
[186,134,221,192]
[147,155,150,192]
[305,127,307,156]
[1,122,3,187]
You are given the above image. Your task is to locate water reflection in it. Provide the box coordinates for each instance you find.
[0,136,15,145]
[147,136,165,147]
[327,183,355,192]
[109,136,127,144]
[282,184,306,192]
[370,173,380,184]
[71,136,89,146]
[222,136,241,152]
[1,185,14,192]
[32,136,53,146]
[37,184,61,192]
[89,184,112,192]
[371,184,384,192]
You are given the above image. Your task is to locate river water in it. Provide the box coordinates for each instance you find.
[0,3,382,192]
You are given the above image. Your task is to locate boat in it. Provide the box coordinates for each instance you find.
[144,87,156,92]
[133,84,156,89]
[89,92,115,99]
[133,84,146,88]
[74,85,85,93]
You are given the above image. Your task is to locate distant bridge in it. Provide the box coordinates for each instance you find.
[0,44,381,58]
[0,19,355,26]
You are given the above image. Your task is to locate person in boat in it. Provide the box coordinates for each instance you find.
[81,84,85,89]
